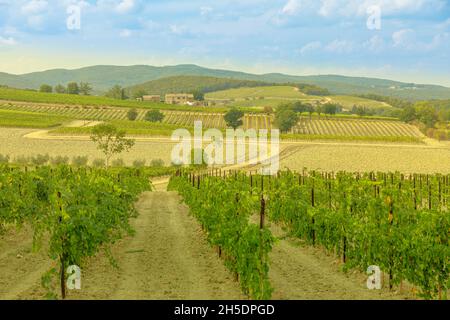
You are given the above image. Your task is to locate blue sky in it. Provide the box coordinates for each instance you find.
[0,0,449,86]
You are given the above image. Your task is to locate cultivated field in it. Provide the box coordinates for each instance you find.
[0,102,422,142]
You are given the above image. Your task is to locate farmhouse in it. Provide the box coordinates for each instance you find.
[165,93,195,105]
[142,95,162,102]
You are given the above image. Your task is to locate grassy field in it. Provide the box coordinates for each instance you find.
[328,95,395,110]
[0,87,230,112]
[206,86,398,113]
[206,86,318,100]
[0,109,69,128]
[52,120,188,136]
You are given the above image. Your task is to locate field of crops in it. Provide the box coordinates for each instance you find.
[0,102,423,142]
[0,165,152,299]
[171,169,450,300]
[290,117,423,138]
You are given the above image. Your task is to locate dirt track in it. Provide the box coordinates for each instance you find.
[0,179,411,300]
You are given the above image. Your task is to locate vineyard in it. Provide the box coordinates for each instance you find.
[0,165,152,299]
[170,169,449,300]
[0,102,423,142]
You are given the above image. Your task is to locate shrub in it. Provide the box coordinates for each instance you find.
[127,109,138,121]
[51,156,69,166]
[72,156,89,167]
[112,158,125,167]
[0,154,10,163]
[150,159,165,167]
[15,155,30,165]
[132,159,146,168]
[92,158,106,168]
[31,154,50,166]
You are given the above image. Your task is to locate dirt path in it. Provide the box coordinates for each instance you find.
[267,223,408,300]
[0,181,243,300]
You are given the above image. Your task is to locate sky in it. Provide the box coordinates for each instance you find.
[0,0,449,86]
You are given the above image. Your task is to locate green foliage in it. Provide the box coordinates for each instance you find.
[191,90,205,101]
[0,165,152,299]
[145,110,165,123]
[50,156,70,166]
[224,108,244,129]
[54,84,66,94]
[66,82,80,95]
[106,85,127,100]
[79,82,93,96]
[40,84,53,93]
[90,124,135,167]
[132,159,146,168]
[275,108,298,133]
[150,159,165,167]
[266,171,449,299]
[169,172,274,299]
[127,108,138,121]
[71,156,88,167]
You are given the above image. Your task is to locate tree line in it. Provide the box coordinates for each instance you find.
[39,82,92,95]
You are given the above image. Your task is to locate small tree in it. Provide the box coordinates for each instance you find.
[106,85,127,100]
[67,82,80,95]
[224,108,244,129]
[191,90,205,101]
[132,89,147,100]
[79,82,93,95]
[323,103,338,117]
[90,124,135,168]
[40,84,53,93]
[54,84,66,94]
[127,109,138,121]
[145,110,165,122]
[275,109,298,133]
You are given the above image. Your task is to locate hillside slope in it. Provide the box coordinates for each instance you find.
[125,76,269,96]
[1,64,450,100]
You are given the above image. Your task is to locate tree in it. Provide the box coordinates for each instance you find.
[67,82,80,95]
[292,101,307,113]
[400,106,417,123]
[416,105,438,128]
[224,108,244,129]
[275,109,299,133]
[79,82,93,95]
[132,89,147,100]
[145,110,165,122]
[263,106,274,114]
[323,103,338,116]
[54,84,66,94]
[316,105,324,118]
[191,90,205,101]
[40,84,53,93]
[90,124,135,168]
[127,109,138,121]
[106,85,127,100]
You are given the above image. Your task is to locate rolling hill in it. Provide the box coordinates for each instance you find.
[1,64,450,100]
[124,76,270,97]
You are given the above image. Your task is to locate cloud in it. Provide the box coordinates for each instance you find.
[364,35,384,52]
[0,36,17,46]
[325,39,354,53]
[119,29,131,38]
[392,29,415,48]
[169,24,187,35]
[21,0,48,15]
[282,0,302,15]
[299,41,322,55]
[317,0,446,18]
[116,0,134,14]
[200,6,213,16]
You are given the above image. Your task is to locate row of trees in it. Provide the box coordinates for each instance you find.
[274,102,343,132]
[39,82,93,95]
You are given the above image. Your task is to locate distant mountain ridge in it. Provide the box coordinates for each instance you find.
[1,64,450,100]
